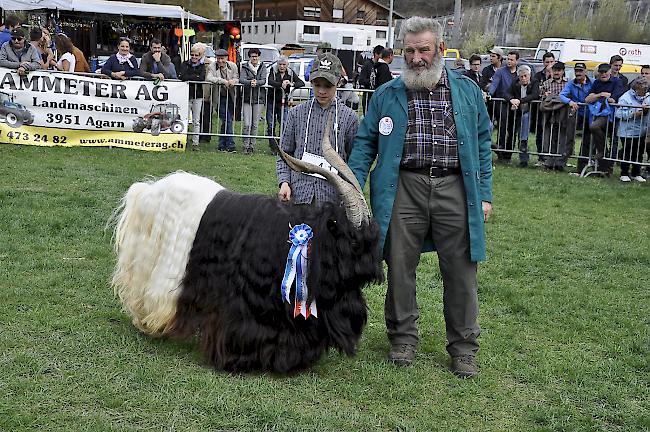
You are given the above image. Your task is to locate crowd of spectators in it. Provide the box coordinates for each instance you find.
[477,47,649,181]
[0,11,648,176]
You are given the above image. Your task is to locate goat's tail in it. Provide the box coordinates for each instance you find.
[110,171,223,336]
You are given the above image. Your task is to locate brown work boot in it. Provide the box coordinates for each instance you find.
[451,355,477,378]
[388,344,416,366]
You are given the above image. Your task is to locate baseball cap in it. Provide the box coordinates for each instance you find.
[10,28,25,39]
[309,52,342,85]
[489,47,504,57]
[215,48,228,57]
[597,63,611,73]
[574,62,587,70]
[551,61,565,70]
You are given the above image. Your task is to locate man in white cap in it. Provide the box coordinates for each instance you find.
[479,46,503,92]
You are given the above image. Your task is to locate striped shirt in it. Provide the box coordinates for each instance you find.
[276,97,359,205]
[401,69,459,169]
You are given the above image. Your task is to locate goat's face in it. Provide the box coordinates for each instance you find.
[303,205,384,355]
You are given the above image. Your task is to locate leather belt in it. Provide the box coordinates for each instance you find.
[404,166,461,178]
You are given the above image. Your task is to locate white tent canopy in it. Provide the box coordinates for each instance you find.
[0,0,208,21]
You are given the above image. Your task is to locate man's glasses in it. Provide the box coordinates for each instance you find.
[471,63,481,67]
[11,37,24,41]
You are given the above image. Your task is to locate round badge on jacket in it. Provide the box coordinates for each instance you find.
[379,116,393,136]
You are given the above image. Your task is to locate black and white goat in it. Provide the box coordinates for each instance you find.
[111,112,384,373]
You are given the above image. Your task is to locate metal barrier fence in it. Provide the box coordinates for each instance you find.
[173,80,650,178]
[183,80,372,153]
[487,97,650,177]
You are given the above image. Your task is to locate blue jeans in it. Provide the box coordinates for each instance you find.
[266,102,288,149]
[519,112,530,163]
[218,97,235,150]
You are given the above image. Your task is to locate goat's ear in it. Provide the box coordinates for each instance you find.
[326,219,339,237]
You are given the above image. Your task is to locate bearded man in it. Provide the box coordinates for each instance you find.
[348,16,493,378]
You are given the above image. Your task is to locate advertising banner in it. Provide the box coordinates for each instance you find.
[0,68,190,151]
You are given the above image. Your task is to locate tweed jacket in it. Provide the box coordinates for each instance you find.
[276,98,359,205]
[348,67,493,262]
[206,60,239,105]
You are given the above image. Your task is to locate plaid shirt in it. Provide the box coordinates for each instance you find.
[402,69,459,169]
[276,98,359,204]
[541,77,568,97]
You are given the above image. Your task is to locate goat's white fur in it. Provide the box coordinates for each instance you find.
[111,172,224,335]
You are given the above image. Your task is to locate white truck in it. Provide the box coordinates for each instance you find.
[534,38,650,65]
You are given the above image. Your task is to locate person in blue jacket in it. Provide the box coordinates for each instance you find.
[0,15,20,47]
[101,37,142,80]
[489,50,519,162]
[348,16,493,379]
[559,62,594,175]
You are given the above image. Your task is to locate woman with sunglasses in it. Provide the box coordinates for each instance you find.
[100,37,141,80]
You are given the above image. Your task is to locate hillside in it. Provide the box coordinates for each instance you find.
[374,0,497,18]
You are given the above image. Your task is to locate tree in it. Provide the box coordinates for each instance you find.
[517,0,590,47]
[589,0,644,42]
[459,12,495,58]
[460,30,496,58]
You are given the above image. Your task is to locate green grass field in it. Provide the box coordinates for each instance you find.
[1,143,648,431]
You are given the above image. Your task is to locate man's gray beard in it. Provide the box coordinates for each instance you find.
[402,56,445,90]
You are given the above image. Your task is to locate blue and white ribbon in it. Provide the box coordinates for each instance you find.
[281,223,317,319]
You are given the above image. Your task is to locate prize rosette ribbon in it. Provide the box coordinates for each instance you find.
[281,223,317,318]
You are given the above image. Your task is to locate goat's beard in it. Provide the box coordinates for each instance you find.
[402,54,445,90]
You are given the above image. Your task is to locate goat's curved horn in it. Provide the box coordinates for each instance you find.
[275,109,369,227]
[319,109,370,226]
[276,144,365,227]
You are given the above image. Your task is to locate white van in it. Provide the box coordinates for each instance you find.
[287,55,315,103]
[240,43,281,66]
[535,38,650,65]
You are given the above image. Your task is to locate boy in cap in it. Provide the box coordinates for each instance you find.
[276,52,358,205]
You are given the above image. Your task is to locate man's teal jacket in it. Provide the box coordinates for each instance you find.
[348,67,493,262]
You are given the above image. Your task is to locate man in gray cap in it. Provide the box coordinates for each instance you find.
[276,52,359,204]
[206,48,239,152]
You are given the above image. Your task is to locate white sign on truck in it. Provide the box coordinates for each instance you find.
[535,38,650,65]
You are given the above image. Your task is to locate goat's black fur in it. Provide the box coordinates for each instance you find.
[169,191,384,373]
